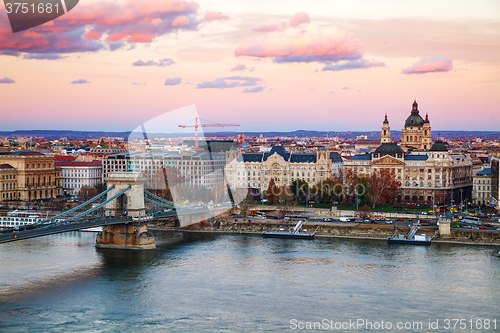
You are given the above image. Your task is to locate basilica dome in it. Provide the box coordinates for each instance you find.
[404,100,424,127]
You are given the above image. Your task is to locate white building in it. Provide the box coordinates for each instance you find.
[103,152,226,189]
[56,161,102,195]
[472,168,492,206]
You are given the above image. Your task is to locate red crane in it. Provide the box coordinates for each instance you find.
[178,117,240,152]
[238,132,256,148]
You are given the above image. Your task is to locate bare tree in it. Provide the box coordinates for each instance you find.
[77,185,98,202]
[77,186,98,209]
[342,168,358,202]
[356,204,372,221]
[369,169,401,209]
[266,178,279,204]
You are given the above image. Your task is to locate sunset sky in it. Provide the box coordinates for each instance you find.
[0,0,499,133]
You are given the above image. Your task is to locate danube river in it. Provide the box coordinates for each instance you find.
[0,231,499,332]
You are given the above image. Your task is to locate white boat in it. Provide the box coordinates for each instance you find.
[80,226,103,232]
[0,210,45,229]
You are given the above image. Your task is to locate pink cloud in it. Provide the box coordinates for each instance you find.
[402,56,453,74]
[289,12,310,27]
[321,60,386,71]
[382,39,399,47]
[151,18,162,26]
[83,30,103,40]
[0,0,200,54]
[235,25,363,63]
[172,16,190,27]
[203,12,229,22]
[128,33,156,43]
[230,64,247,71]
[252,23,281,32]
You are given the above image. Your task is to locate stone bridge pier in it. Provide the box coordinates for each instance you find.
[96,172,155,250]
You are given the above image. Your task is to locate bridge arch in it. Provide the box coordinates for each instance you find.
[104,172,147,218]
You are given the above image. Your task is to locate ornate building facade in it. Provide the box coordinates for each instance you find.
[225,146,343,191]
[344,142,472,206]
[0,151,62,202]
[400,99,432,150]
[344,103,473,206]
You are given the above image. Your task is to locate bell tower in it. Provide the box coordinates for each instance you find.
[422,112,432,150]
[381,113,391,143]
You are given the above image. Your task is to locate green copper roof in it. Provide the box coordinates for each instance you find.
[430,141,448,152]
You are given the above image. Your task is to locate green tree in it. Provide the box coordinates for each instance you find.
[290,179,309,203]
[356,175,370,206]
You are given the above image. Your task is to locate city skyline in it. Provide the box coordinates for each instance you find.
[0,0,499,132]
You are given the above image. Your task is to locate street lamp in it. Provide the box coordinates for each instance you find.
[460,189,463,210]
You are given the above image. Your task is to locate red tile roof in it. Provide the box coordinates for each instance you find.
[54,155,76,162]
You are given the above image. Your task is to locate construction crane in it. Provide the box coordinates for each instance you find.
[178,117,240,152]
[238,132,256,148]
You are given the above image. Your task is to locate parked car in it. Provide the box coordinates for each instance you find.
[452,224,460,228]
[323,218,332,222]
[478,226,487,229]
[386,220,393,224]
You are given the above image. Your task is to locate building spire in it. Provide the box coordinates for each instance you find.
[411,98,419,115]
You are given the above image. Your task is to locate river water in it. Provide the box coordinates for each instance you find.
[0,231,499,332]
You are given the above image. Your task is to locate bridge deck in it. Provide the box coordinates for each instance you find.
[0,210,202,244]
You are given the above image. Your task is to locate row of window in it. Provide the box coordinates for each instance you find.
[2,183,15,190]
[1,174,16,180]
[26,162,52,169]
[404,181,447,188]
[473,179,490,184]
[473,185,490,191]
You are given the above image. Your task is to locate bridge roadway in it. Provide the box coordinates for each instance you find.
[0,210,196,244]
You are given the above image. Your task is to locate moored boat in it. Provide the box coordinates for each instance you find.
[262,220,319,239]
[0,210,44,229]
[388,223,437,245]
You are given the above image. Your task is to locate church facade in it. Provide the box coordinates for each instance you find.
[344,100,473,206]
[400,99,432,150]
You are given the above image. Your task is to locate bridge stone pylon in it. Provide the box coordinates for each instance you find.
[96,172,155,250]
[104,172,147,218]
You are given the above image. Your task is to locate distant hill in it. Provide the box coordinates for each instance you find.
[0,129,498,140]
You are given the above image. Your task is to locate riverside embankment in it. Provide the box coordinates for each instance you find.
[149,216,500,246]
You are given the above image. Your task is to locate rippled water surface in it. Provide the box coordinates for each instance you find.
[0,231,499,332]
